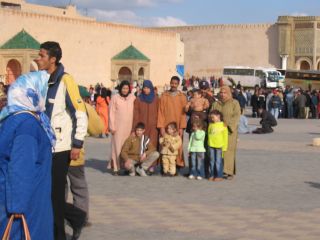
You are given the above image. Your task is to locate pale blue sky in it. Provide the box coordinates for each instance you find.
[28,0,320,26]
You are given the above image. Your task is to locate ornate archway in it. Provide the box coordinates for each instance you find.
[6,59,21,84]
[111,45,150,85]
[0,30,40,83]
[296,57,312,70]
[317,59,320,70]
[300,61,311,70]
[118,67,132,82]
[138,67,144,80]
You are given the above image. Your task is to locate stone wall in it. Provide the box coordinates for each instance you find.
[160,24,280,78]
[0,8,179,87]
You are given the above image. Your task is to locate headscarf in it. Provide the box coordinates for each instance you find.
[220,85,232,102]
[0,71,56,147]
[118,80,131,98]
[139,80,155,104]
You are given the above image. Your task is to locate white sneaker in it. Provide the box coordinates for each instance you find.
[188,175,195,179]
[128,167,136,176]
[196,176,203,180]
[136,166,147,177]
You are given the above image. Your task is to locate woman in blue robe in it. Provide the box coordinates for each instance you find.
[0,71,55,239]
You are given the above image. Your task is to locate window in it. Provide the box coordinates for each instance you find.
[1,2,21,9]
[223,68,254,76]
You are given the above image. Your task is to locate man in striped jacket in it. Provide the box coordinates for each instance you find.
[35,41,88,240]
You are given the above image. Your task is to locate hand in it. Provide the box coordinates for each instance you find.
[70,148,81,160]
[185,102,191,111]
[110,129,116,135]
[169,145,175,152]
[140,153,147,162]
[160,128,165,137]
[124,159,133,170]
[178,129,184,136]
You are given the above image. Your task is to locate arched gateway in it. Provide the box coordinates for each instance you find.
[111,45,150,85]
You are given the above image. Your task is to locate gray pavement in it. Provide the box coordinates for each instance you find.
[70,118,320,240]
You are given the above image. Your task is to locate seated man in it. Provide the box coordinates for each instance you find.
[252,107,277,134]
[121,122,160,176]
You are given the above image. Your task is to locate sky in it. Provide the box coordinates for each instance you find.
[27,0,320,27]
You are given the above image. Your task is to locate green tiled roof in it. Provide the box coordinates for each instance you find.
[0,29,40,50]
[112,45,150,61]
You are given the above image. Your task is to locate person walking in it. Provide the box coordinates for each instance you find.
[268,89,282,119]
[96,87,110,138]
[0,71,55,239]
[35,41,88,240]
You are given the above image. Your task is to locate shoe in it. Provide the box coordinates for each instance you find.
[188,175,195,180]
[84,221,92,227]
[136,166,147,177]
[129,167,136,177]
[214,177,223,182]
[226,175,234,180]
[208,177,214,181]
[112,170,119,176]
[71,226,83,240]
[100,133,106,138]
[196,176,203,180]
[146,170,154,176]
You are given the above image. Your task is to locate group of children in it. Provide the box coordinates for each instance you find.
[188,110,228,181]
[120,106,228,181]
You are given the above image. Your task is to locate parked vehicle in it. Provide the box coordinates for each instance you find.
[223,66,284,88]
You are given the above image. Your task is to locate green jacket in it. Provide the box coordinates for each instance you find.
[188,130,206,152]
[207,122,228,151]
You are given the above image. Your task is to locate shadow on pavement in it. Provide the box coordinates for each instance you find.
[305,181,320,189]
[85,158,108,173]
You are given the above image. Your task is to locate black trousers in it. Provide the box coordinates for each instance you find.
[52,151,71,240]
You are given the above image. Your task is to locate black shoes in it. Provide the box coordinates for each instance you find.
[71,226,82,240]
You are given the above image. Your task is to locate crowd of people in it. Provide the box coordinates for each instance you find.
[0,40,318,240]
[231,84,320,120]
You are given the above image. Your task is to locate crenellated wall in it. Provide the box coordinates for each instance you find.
[0,7,180,87]
[158,23,280,77]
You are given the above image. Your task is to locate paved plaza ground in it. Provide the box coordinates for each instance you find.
[73,117,320,240]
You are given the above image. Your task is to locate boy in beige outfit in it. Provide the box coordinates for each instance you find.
[160,122,182,176]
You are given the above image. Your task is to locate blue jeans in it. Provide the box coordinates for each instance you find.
[190,152,205,177]
[208,147,223,178]
[270,108,279,119]
[287,101,293,118]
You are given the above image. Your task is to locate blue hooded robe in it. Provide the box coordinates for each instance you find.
[0,71,54,239]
